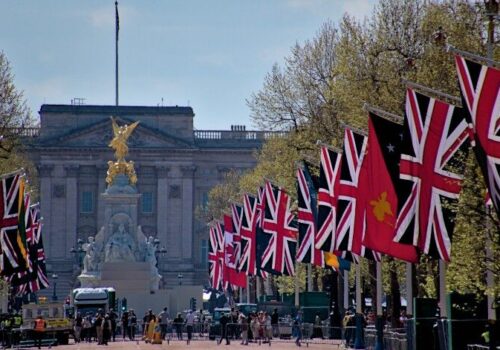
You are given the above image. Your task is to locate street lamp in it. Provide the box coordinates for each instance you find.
[177,273,183,285]
[52,273,58,301]
[70,238,85,268]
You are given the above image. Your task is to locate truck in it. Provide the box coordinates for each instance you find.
[21,300,73,345]
[71,287,116,316]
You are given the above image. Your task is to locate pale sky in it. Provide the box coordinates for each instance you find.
[0,1,377,130]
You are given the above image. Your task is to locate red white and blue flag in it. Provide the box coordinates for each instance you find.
[223,214,246,288]
[209,223,223,290]
[455,55,500,217]
[335,128,381,262]
[394,88,470,261]
[296,163,324,266]
[238,193,259,275]
[315,147,343,253]
[260,181,298,276]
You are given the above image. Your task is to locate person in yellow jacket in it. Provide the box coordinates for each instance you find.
[33,315,46,349]
[144,315,157,343]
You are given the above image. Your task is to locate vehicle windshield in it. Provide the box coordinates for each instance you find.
[213,310,229,322]
[237,304,257,316]
[76,304,105,317]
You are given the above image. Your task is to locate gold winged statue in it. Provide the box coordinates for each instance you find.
[106,117,140,185]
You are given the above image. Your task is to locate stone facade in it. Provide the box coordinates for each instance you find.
[25,104,278,298]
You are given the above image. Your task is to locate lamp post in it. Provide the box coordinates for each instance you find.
[70,238,85,269]
[177,273,183,286]
[52,273,58,301]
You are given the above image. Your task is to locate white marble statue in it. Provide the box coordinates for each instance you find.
[105,223,137,262]
[145,236,161,290]
[82,236,99,274]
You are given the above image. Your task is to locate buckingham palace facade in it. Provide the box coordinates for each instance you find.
[25,104,275,298]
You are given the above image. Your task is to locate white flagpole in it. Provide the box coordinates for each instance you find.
[344,269,349,310]
[307,264,313,291]
[438,260,448,318]
[355,263,362,314]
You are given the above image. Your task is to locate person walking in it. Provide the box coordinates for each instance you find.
[83,314,92,343]
[185,310,195,345]
[239,314,248,345]
[218,312,230,345]
[271,308,279,338]
[293,311,303,347]
[158,307,170,340]
[95,314,104,345]
[74,313,83,343]
[108,309,118,342]
[102,315,112,345]
[129,310,137,341]
[121,312,129,341]
[173,313,184,340]
[33,315,46,349]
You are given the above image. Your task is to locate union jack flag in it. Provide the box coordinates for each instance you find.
[255,187,268,279]
[315,147,342,253]
[208,224,223,290]
[230,203,243,266]
[394,88,470,261]
[0,171,27,276]
[223,214,246,288]
[297,163,324,266]
[11,204,49,294]
[238,194,258,275]
[336,128,381,262]
[455,55,500,217]
[260,181,298,276]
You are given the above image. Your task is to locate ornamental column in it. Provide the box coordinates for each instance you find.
[180,165,196,262]
[38,164,54,258]
[64,165,79,260]
[156,165,170,263]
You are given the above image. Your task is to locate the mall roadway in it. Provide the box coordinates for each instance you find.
[52,338,345,350]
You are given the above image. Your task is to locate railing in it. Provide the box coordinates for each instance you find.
[194,130,287,140]
[4,127,40,137]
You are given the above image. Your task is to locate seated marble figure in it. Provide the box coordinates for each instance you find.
[105,223,137,262]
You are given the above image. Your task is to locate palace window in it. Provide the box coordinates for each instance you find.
[200,240,208,267]
[142,192,153,213]
[80,191,94,213]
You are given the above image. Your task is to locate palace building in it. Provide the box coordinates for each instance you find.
[25,104,278,298]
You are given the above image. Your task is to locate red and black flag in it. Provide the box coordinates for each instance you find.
[315,147,342,253]
[296,163,324,267]
[394,88,470,261]
[362,112,418,263]
[455,54,500,217]
[260,181,298,276]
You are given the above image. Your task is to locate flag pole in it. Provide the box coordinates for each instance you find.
[375,261,384,350]
[354,262,364,348]
[246,276,251,303]
[438,260,448,318]
[406,263,413,316]
[307,264,313,291]
[343,269,349,310]
[115,1,119,106]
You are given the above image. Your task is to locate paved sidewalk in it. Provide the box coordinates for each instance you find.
[53,339,344,350]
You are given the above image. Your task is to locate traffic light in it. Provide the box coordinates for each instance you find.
[189,297,197,311]
[122,297,127,311]
[115,298,120,311]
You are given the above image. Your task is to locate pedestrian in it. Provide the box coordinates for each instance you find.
[271,308,279,338]
[313,313,323,339]
[173,313,184,340]
[83,314,92,343]
[121,311,129,341]
[185,310,195,345]
[109,309,118,342]
[74,312,83,343]
[129,310,137,341]
[239,314,248,345]
[95,314,104,345]
[293,311,303,347]
[218,312,230,345]
[102,315,112,345]
[250,314,260,344]
[158,307,170,340]
[33,315,46,349]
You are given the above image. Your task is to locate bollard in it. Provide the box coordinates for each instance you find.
[353,313,365,349]
[375,316,384,350]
